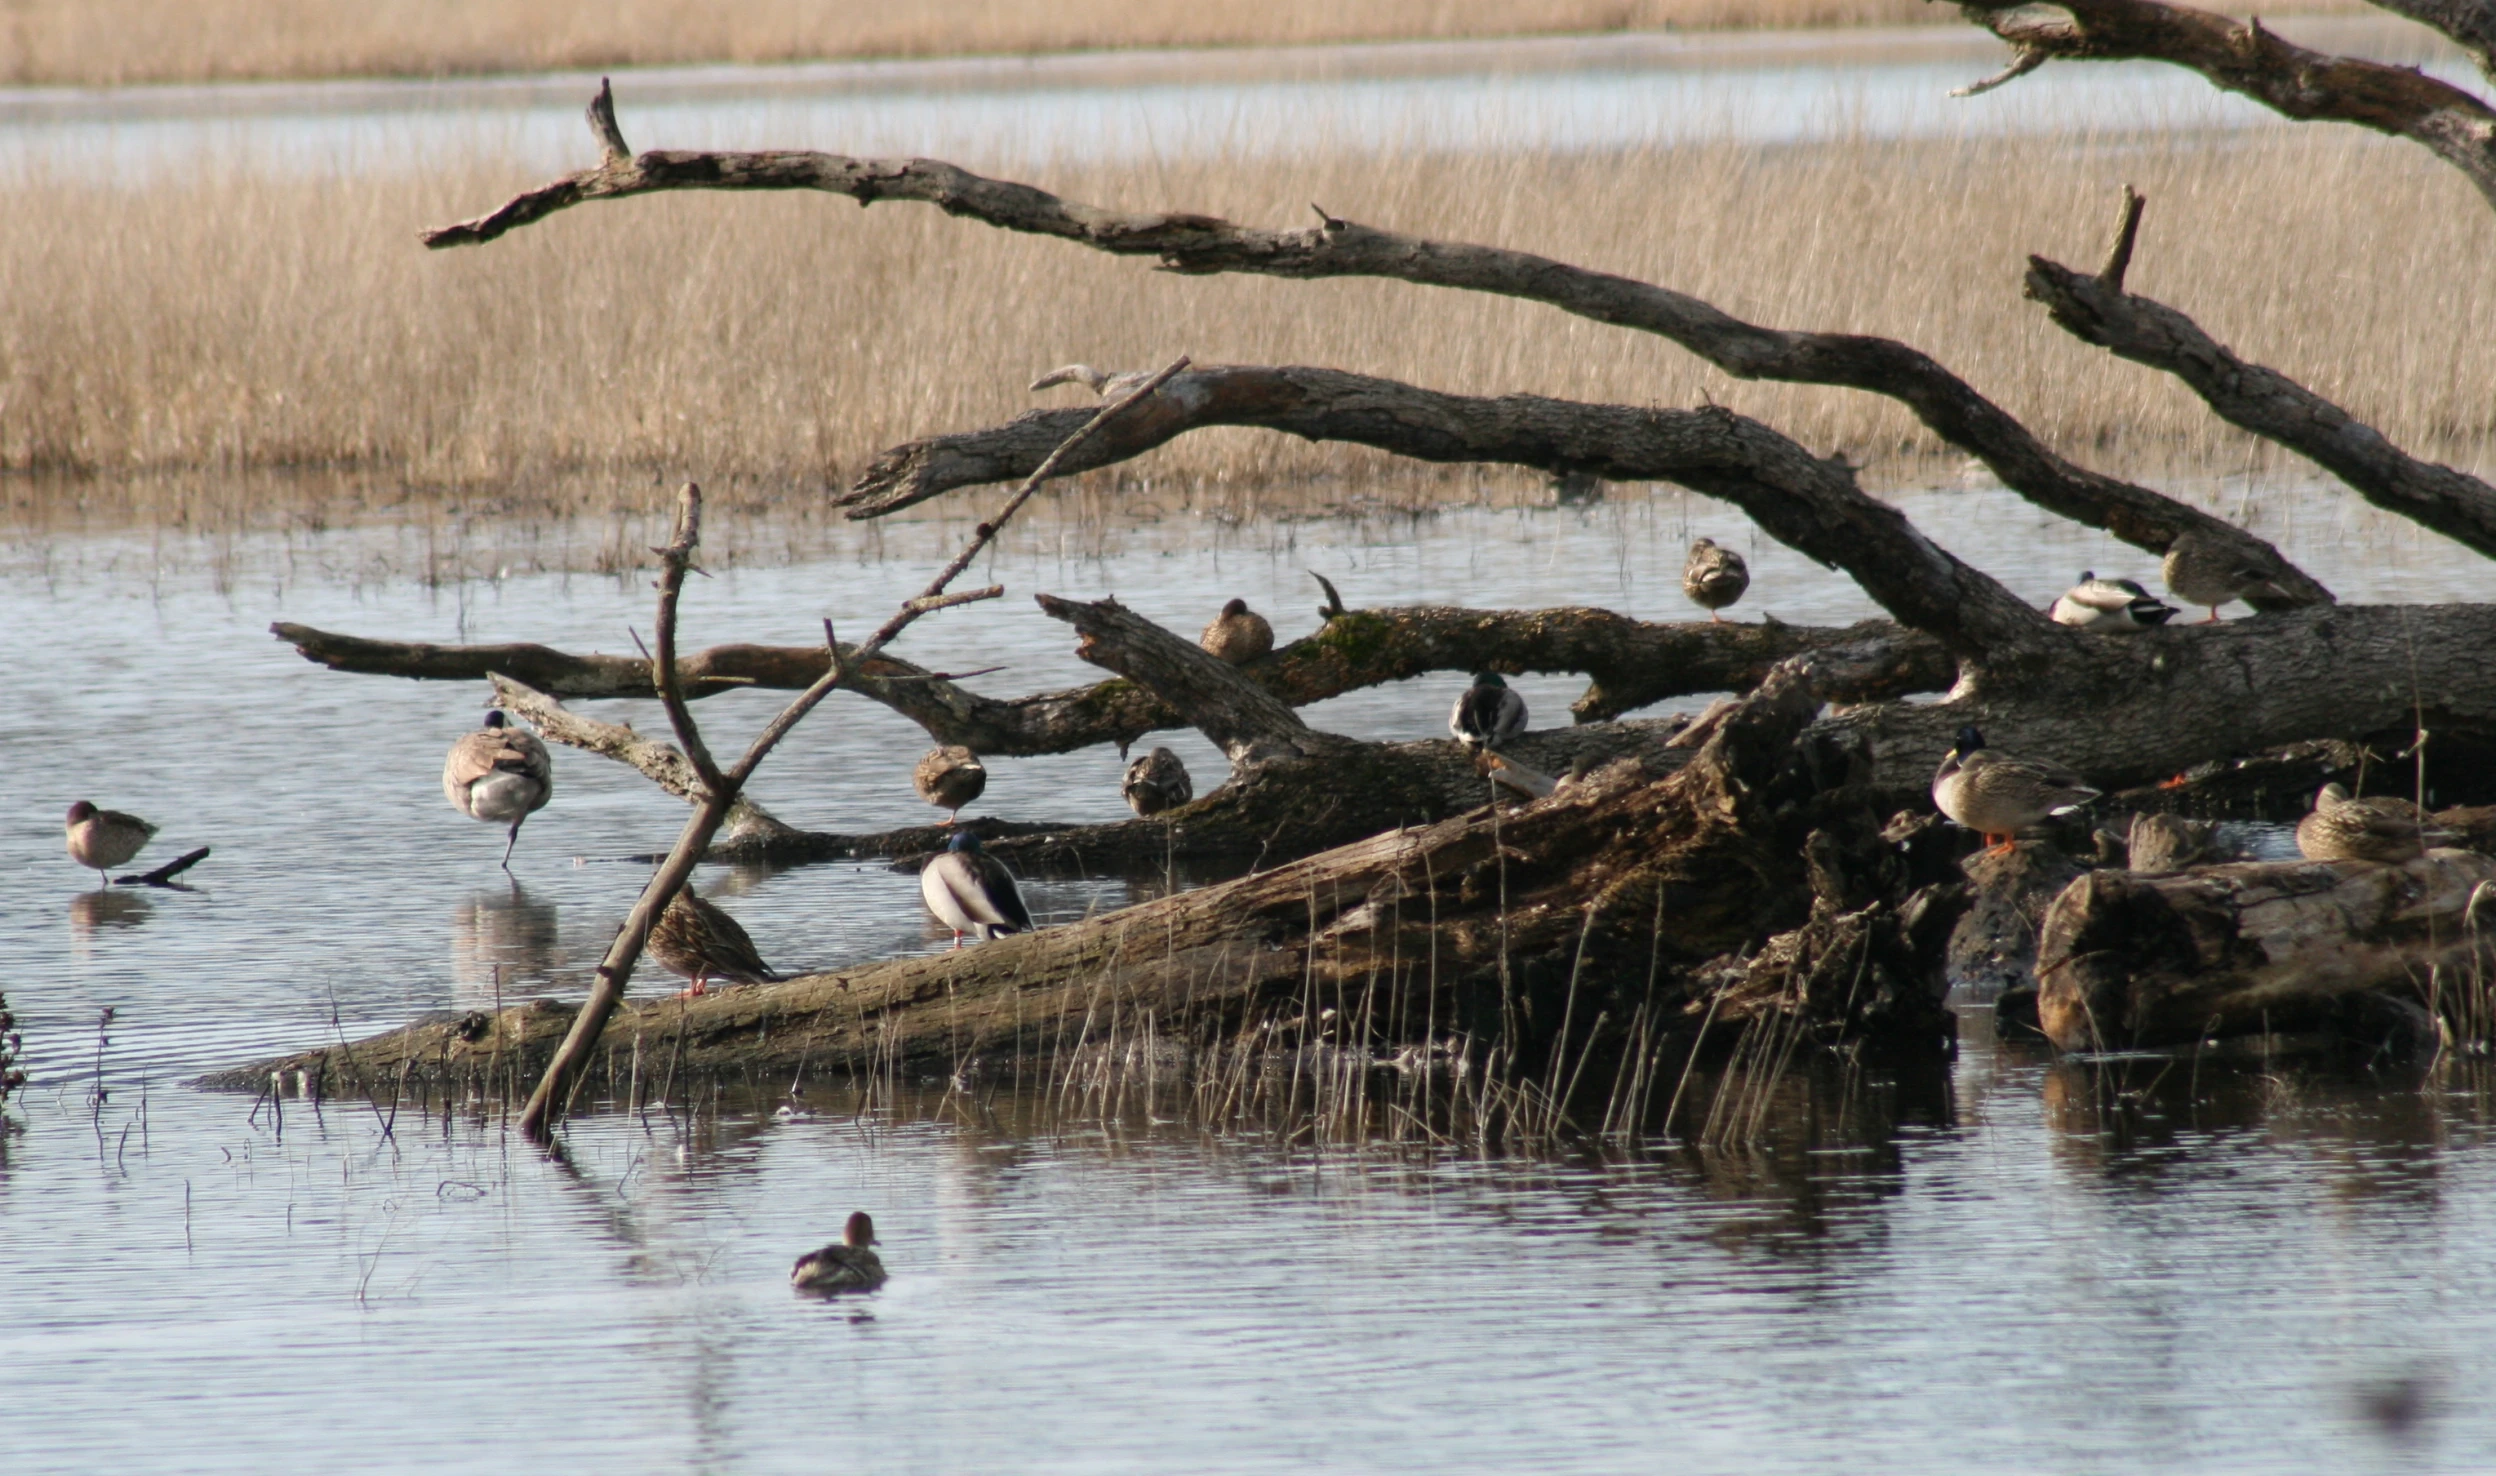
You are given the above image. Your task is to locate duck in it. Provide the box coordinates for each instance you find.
[2050,572,2179,631]
[646,889,780,998]
[443,709,553,869]
[2295,783,2453,864]
[1931,726,2101,855]
[64,801,157,886]
[913,745,987,825]
[1199,598,1274,665]
[1449,672,1528,752]
[1121,746,1193,817]
[1682,537,1750,622]
[791,1210,887,1293]
[2161,529,2292,622]
[920,830,1033,948]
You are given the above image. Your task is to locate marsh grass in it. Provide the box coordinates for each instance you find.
[2,126,2489,535]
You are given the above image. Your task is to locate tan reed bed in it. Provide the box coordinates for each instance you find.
[1,0,1974,87]
[0,125,2488,535]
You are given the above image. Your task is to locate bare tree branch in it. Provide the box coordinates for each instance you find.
[1033,594,1324,767]
[2367,0,2496,82]
[1957,0,2496,210]
[421,90,2327,607]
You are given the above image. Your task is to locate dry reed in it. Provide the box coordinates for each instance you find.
[1,125,2489,532]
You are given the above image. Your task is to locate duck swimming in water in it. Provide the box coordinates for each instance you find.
[920,830,1033,948]
[1931,726,2101,856]
[2049,573,2178,631]
[442,710,553,869]
[1449,672,1528,752]
[63,801,156,886]
[791,1211,887,1293]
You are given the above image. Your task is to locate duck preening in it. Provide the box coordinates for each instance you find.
[2050,572,2179,631]
[647,889,779,998]
[791,1211,887,1293]
[1931,726,2101,855]
[1449,672,1528,752]
[442,709,553,869]
[2161,529,2291,622]
[1199,598,1274,665]
[1682,537,1750,622]
[2296,783,2454,864]
[1121,746,1193,817]
[64,801,156,886]
[913,745,987,825]
[920,830,1033,948]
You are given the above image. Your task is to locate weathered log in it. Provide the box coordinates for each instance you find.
[422,84,2325,605]
[2034,851,2496,1051]
[1956,0,2496,212]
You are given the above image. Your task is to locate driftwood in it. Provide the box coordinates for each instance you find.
[2034,850,2496,1052]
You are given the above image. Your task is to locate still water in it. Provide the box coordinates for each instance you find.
[4,477,2494,1472]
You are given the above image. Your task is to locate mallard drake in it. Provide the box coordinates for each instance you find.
[921,830,1033,948]
[1200,598,1274,665]
[1121,746,1193,817]
[2295,783,2454,864]
[443,710,553,869]
[791,1210,887,1293]
[647,889,779,998]
[1682,537,1750,622]
[2050,572,2178,631]
[1931,726,2101,855]
[2161,529,2291,622]
[913,745,987,825]
[1449,672,1527,752]
[64,801,156,886]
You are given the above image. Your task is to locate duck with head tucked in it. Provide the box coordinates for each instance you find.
[443,709,554,869]
[920,830,1033,948]
[2296,783,2454,864]
[647,889,780,998]
[1121,747,1193,817]
[2050,572,2178,632]
[913,745,987,826]
[2161,529,2292,622]
[1449,672,1528,753]
[1931,726,2101,856]
[64,801,156,886]
[791,1211,888,1293]
[1682,538,1750,623]
[1200,599,1274,665]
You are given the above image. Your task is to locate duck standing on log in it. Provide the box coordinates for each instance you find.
[63,801,156,886]
[1450,672,1528,752]
[647,889,780,998]
[1122,747,1193,817]
[2049,573,2178,631]
[2161,529,2291,622]
[1931,726,2100,856]
[1199,599,1274,664]
[913,745,987,825]
[920,830,1033,948]
[792,1211,887,1294]
[2296,783,2453,863]
[442,709,554,869]
[1682,538,1749,622]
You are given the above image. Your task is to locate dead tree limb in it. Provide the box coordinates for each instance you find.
[1956,0,2496,211]
[2367,0,2496,82]
[1034,593,1321,765]
[2025,211,2496,557]
[422,88,2325,606]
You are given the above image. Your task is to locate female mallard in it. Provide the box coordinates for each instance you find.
[1449,672,1528,752]
[1122,747,1193,817]
[2161,529,2291,622]
[791,1211,887,1293]
[647,889,780,997]
[2295,783,2453,864]
[64,801,157,886]
[920,830,1033,948]
[1200,599,1274,664]
[2050,572,2178,631]
[1682,538,1750,622]
[443,710,553,868]
[913,745,987,825]
[1931,726,2101,855]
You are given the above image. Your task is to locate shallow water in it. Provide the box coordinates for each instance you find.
[3,481,2493,1472]
[0,18,2472,178]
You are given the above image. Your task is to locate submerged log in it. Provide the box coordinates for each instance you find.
[2033,851,2496,1052]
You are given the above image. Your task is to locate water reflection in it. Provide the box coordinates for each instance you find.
[449,880,562,1006]
[66,887,151,947]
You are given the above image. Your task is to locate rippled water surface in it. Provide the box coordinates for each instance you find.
[4,481,2494,1473]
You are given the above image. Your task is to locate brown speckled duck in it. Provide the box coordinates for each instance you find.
[1121,747,1193,817]
[1682,538,1750,622]
[64,801,157,886]
[2161,529,2291,622]
[647,890,779,998]
[791,1211,887,1293]
[913,746,987,825]
[1931,726,2100,855]
[2295,783,2453,864]
[1199,599,1274,664]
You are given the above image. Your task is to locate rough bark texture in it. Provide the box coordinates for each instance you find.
[2035,851,2496,1051]
[1958,0,2496,210]
[2026,256,2496,558]
[423,93,2325,606]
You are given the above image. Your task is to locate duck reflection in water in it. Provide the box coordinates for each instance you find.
[451,879,562,1008]
[69,888,152,948]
